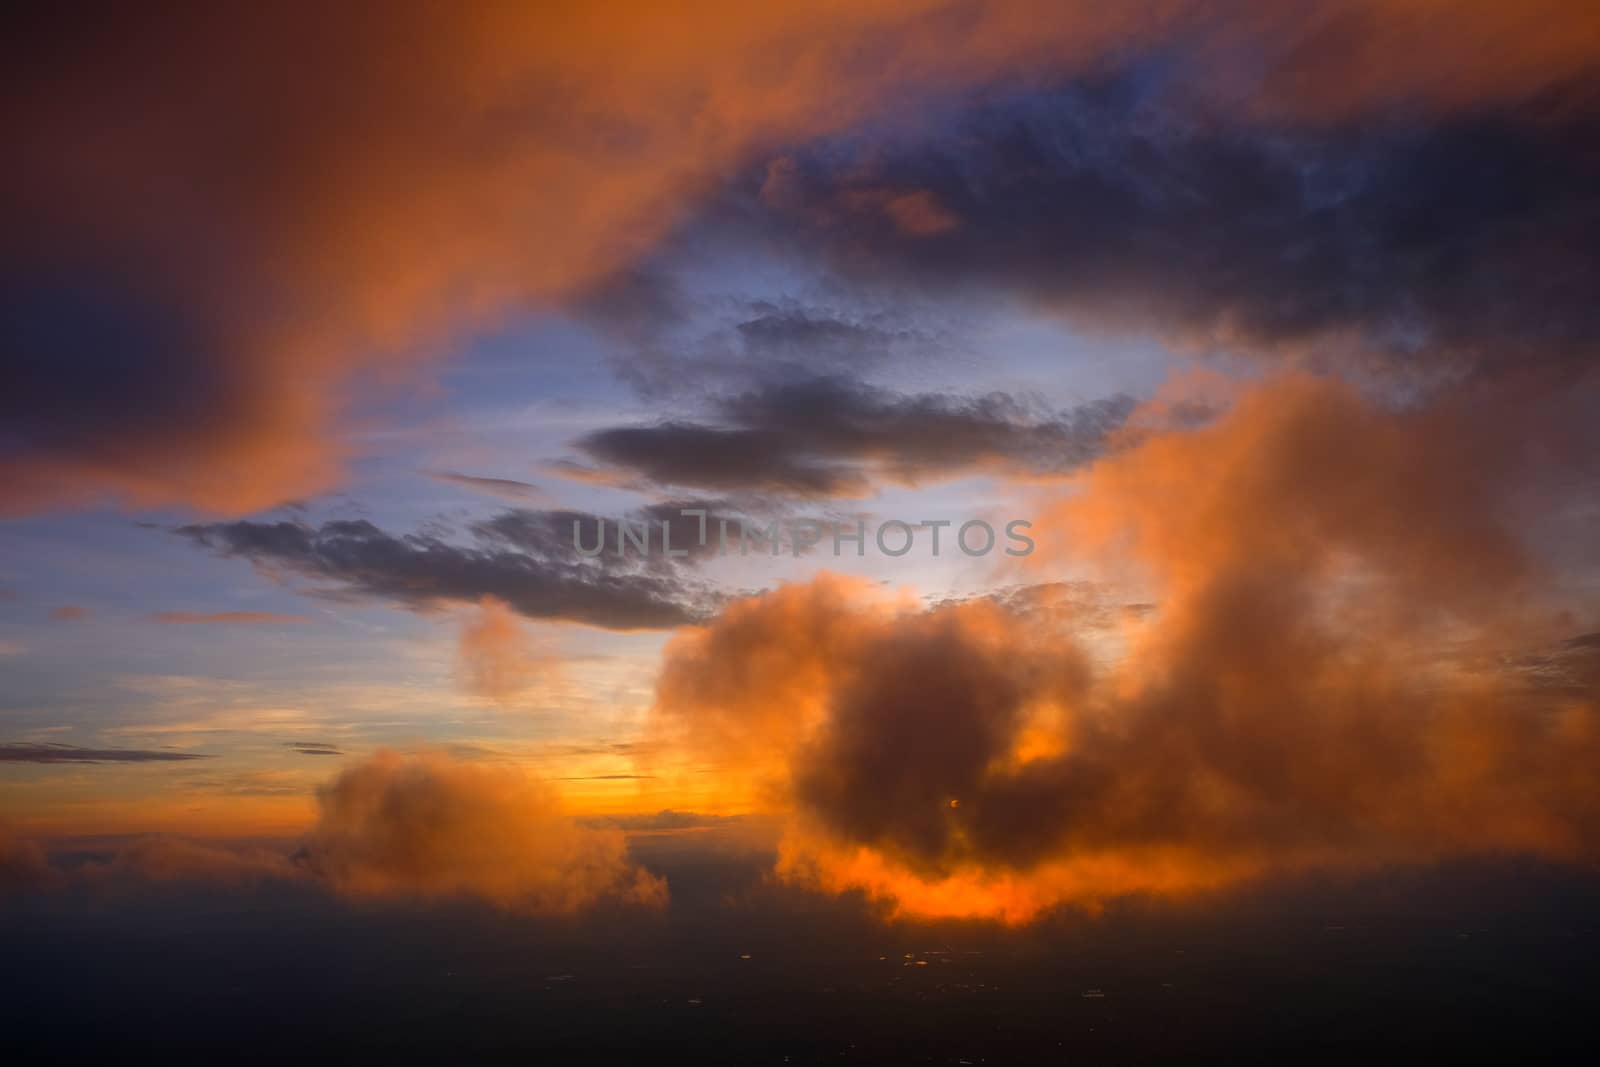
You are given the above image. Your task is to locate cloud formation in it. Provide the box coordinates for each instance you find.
[4,752,666,915]
[0,743,211,764]
[649,374,1600,921]
[286,742,344,757]
[571,375,1134,496]
[733,77,1600,381]
[6,2,1596,512]
[176,507,720,630]
[456,597,557,707]
[300,750,666,913]
[421,471,548,503]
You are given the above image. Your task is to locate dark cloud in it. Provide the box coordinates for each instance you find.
[728,78,1600,382]
[0,743,211,764]
[571,375,1134,496]
[735,305,909,365]
[577,261,950,400]
[176,505,727,630]
[285,742,344,757]
[469,499,740,567]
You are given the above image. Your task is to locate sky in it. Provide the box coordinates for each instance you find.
[4,0,1600,939]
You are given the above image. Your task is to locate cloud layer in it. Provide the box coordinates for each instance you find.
[7,2,1597,512]
[730,77,1600,382]
[649,374,1600,921]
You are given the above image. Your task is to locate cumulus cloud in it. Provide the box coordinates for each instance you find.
[648,374,1600,921]
[300,750,666,914]
[4,752,666,914]
[6,2,1596,512]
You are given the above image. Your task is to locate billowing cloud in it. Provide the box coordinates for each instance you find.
[570,375,1134,496]
[649,374,1600,921]
[7,2,1596,513]
[300,750,666,914]
[176,508,721,630]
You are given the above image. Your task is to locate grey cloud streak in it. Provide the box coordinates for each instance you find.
[176,503,738,631]
[569,375,1135,497]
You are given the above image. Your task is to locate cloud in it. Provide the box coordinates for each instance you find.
[49,606,88,622]
[0,743,212,764]
[300,750,666,913]
[7,2,1596,513]
[150,611,315,625]
[581,274,952,398]
[456,597,558,707]
[0,824,57,892]
[285,742,344,757]
[4,752,667,914]
[727,76,1600,382]
[81,837,305,888]
[176,508,721,630]
[571,375,1135,496]
[648,374,1600,921]
[421,470,548,503]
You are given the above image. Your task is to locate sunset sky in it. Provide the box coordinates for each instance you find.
[4,0,1600,950]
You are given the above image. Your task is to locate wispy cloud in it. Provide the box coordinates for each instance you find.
[0,743,211,764]
[421,470,548,503]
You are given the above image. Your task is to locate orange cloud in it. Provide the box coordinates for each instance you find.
[301,750,666,914]
[7,2,1596,513]
[649,373,1600,922]
[456,597,560,707]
